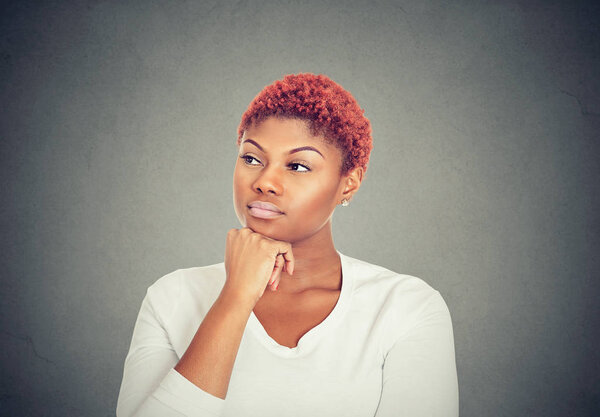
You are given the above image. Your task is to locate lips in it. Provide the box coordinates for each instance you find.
[248,201,284,219]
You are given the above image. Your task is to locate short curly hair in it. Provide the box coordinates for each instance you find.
[237,73,373,175]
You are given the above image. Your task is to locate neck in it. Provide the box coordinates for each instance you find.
[278,221,342,292]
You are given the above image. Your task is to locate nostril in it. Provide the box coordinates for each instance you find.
[253,176,281,195]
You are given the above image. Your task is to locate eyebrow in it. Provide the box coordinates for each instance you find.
[242,139,325,159]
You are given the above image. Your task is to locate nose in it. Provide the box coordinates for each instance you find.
[252,165,283,195]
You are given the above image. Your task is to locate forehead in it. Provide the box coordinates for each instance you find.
[241,116,338,154]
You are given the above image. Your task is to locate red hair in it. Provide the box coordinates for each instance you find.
[237,73,373,175]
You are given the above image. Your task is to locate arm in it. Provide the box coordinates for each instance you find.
[116,285,228,417]
[173,287,255,399]
[375,292,459,417]
[174,227,293,399]
[116,228,294,416]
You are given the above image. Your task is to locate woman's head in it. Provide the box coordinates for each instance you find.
[237,73,373,176]
[233,74,371,244]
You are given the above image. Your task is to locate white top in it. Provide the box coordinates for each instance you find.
[117,252,459,417]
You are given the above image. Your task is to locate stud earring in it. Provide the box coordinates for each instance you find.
[341,198,349,207]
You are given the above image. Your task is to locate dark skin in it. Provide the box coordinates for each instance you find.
[175,116,363,397]
[235,117,363,346]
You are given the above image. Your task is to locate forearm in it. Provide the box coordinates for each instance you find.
[173,227,292,401]
[174,286,255,399]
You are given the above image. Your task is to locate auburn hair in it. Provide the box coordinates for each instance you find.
[237,73,373,174]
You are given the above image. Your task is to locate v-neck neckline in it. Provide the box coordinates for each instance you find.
[246,251,354,358]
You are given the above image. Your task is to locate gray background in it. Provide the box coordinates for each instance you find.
[1,0,598,416]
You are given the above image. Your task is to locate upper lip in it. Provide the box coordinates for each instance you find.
[248,201,284,213]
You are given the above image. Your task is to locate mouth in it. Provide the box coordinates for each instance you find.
[247,201,284,219]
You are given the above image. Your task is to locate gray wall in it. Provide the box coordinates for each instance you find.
[1,1,598,416]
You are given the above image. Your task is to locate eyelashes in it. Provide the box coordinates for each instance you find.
[239,154,311,172]
[240,155,261,165]
[288,162,310,172]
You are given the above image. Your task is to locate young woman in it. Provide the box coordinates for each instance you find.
[117,73,459,417]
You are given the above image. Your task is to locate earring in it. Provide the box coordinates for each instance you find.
[341,198,349,207]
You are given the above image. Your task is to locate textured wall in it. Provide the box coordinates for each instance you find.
[1,1,598,416]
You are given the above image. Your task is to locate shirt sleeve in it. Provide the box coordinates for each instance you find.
[375,291,459,417]
[116,285,226,417]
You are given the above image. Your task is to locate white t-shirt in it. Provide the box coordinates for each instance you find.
[117,252,459,417]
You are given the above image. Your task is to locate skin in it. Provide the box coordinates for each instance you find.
[175,116,363,399]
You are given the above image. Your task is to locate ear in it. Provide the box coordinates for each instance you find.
[339,166,364,203]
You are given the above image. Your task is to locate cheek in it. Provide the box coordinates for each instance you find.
[232,167,248,206]
[232,168,249,225]
[291,181,339,214]
[233,164,248,192]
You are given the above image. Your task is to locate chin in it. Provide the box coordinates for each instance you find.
[244,219,289,241]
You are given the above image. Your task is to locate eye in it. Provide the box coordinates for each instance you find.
[289,162,310,172]
[240,155,261,165]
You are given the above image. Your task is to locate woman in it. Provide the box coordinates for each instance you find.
[117,73,459,416]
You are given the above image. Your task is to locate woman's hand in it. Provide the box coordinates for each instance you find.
[224,227,295,306]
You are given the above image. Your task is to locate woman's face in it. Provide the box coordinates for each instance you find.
[233,116,349,244]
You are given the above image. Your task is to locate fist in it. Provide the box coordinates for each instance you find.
[224,227,294,304]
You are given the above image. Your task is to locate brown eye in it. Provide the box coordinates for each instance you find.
[289,163,310,172]
[240,155,261,165]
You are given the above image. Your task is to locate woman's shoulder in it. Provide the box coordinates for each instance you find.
[145,262,226,308]
[342,253,448,320]
[342,252,440,300]
[342,253,452,349]
[135,262,226,357]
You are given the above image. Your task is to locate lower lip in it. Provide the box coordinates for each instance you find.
[248,207,284,219]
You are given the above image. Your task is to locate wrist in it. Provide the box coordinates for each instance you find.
[219,283,259,313]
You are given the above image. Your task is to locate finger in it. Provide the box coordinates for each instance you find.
[271,262,283,291]
[273,255,284,290]
[279,244,294,275]
[269,278,278,291]
[269,266,283,291]
[241,227,253,235]
[272,259,286,290]
[268,254,285,287]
